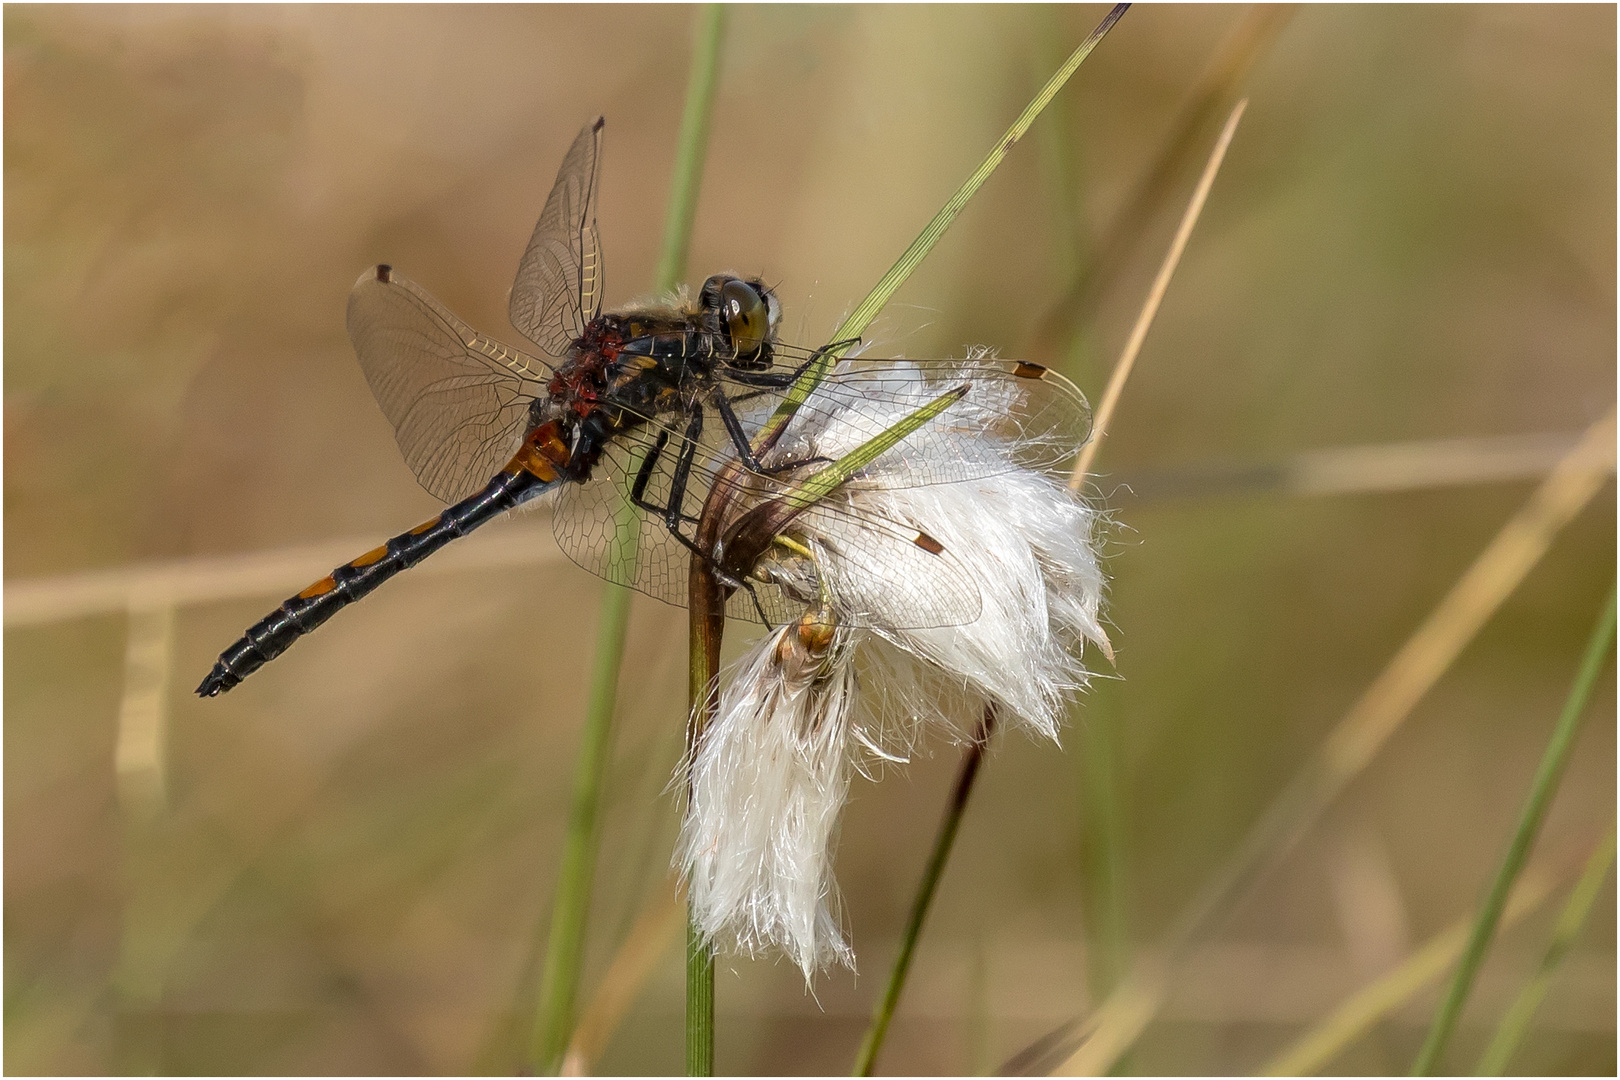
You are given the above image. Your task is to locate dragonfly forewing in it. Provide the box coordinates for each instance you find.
[509,117,605,356]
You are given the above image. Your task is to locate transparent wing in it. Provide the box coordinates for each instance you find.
[509,117,605,356]
[550,425,982,629]
[718,348,1093,485]
[549,428,695,613]
[347,266,551,503]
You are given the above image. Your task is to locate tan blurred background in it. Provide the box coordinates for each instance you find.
[5,4,1614,1075]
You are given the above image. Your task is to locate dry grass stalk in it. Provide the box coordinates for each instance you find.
[561,882,684,1075]
[1030,5,1294,365]
[1069,99,1248,488]
[1260,854,1569,1076]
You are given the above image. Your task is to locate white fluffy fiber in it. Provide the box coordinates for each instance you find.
[677,620,860,975]
[677,359,1110,979]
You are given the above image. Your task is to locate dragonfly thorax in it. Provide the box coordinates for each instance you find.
[531,275,783,483]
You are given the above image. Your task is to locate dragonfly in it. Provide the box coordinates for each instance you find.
[196,117,1092,697]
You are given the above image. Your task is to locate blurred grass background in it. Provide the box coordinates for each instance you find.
[5,4,1614,1075]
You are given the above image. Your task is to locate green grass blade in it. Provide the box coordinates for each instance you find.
[833,3,1125,346]
[1077,683,1130,1001]
[1258,858,1566,1077]
[770,385,967,514]
[656,4,725,294]
[753,2,1129,452]
[1409,580,1617,1075]
[531,591,635,1072]
[672,14,728,1074]
[530,7,727,1074]
[1475,822,1616,1075]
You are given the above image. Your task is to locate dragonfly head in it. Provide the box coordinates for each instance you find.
[700,274,780,368]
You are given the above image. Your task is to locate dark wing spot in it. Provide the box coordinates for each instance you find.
[376,264,392,282]
[913,531,945,555]
[1012,361,1048,380]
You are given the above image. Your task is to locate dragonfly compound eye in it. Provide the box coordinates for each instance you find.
[719,278,769,359]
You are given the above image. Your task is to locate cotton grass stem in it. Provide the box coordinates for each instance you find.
[1053,409,1617,1076]
[853,707,998,1076]
[530,6,726,1075]
[664,12,729,1072]
[1409,582,1617,1075]
[1474,823,1617,1076]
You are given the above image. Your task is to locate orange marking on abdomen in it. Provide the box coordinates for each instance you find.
[410,516,441,536]
[533,423,570,464]
[504,421,570,481]
[298,575,338,599]
[350,544,389,567]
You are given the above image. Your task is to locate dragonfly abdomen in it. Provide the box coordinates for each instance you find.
[195,465,557,697]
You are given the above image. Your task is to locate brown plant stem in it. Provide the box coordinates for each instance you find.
[852,706,999,1076]
[683,456,752,1077]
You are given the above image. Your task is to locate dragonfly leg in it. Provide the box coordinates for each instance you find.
[628,428,702,528]
[738,578,773,627]
[623,409,776,625]
[713,390,833,476]
[661,409,705,533]
[722,336,861,389]
[657,512,769,620]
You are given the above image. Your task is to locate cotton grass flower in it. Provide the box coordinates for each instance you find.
[677,354,1110,980]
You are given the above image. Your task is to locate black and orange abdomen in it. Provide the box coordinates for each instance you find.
[196,461,557,697]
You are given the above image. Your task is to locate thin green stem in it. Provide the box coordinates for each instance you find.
[1474,822,1616,1075]
[853,707,997,1076]
[1077,684,1130,1001]
[833,3,1124,346]
[668,16,729,1070]
[532,6,727,1074]
[655,4,725,294]
[1410,580,1617,1075]
[531,591,634,1072]
[686,916,716,1075]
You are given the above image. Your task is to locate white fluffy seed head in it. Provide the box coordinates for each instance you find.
[677,611,859,975]
[677,357,1109,979]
